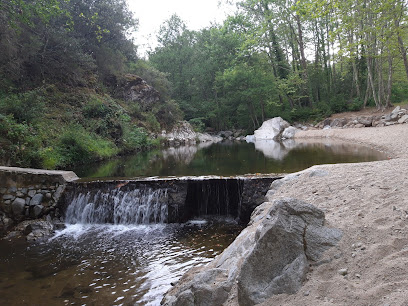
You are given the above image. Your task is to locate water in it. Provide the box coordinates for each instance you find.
[0,221,243,305]
[66,188,169,224]
[72,140,387,179]
[0,139,387,304]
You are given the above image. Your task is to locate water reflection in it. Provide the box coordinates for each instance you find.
[72,140,386,179]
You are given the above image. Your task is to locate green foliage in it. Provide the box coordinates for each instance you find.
[121,125,156,152]
[49,125,118,167]
[0,0,138,89]
[0,114,42,167]
[0,89,45,123]
[391,82,408,103]
[189,118,206,132]
[154,99,183,129]
[285,104,331,123]
[348,98,364,112]
[83,97,112,118]
[144,113,161,132]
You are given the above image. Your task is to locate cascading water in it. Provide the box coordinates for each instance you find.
[65,187,168,225]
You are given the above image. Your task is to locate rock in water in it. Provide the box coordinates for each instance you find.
[254,117,290,141]
[162,198,342,306]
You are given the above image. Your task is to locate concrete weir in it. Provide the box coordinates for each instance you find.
[61,175,281,224]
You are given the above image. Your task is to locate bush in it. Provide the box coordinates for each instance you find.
[121,125,157,152]
[189,117,206,132]
[52,126,118,167]
[329,95,348,113]
[0,89,45,123]
[144,113,161,132]
[348,98,363,111]
[82,97,112,118]
[0,114,42,167]
[155,99,184,129]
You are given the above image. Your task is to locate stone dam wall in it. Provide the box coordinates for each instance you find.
[62,176,280,224]
[0,166,281,236]
[0,166,79,235]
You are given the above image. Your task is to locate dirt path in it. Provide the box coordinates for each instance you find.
[261,124,408,306]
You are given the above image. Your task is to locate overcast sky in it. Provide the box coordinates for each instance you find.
[127,0,235,57]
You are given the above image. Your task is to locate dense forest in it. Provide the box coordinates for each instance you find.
[150,0,408,130]
[1,0,408,169]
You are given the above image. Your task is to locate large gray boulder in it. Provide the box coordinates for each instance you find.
[281,126,299,139]
[162,198,342,306]
[253,117,290,141]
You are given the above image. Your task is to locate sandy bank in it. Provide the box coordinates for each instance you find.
[261,124,408,305]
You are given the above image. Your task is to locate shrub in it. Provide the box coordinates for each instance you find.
[121,125,157,152]
[348,98,363,111]
[0,89,45,123]
[189,117,206,132]
[82,97,112,118]
[144,113,161,132]
[0,114,42,167]
[155,99,184,129]
[54,126,118,167]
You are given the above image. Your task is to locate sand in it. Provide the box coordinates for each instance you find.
[260,124,408,306]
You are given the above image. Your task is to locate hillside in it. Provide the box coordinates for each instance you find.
[0,0,182,169]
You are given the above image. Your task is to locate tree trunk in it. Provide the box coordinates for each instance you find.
[350,32,361,98]
[395,17,408,80]
[366,56,380,109]
[296,14,313,106]
[386,52,393,108]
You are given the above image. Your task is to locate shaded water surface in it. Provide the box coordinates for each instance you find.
[72,140,387,179]
[0,221,243,305]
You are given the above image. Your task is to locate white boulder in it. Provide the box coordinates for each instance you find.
[254,117,290,140]
[282,126,299,139]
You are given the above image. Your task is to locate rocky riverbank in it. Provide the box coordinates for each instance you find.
[163,123,408,305]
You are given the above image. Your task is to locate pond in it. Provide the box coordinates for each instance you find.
[72,139,387,179]
[1,139,387,305]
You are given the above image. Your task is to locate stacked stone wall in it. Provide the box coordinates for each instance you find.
[0,166,78,234]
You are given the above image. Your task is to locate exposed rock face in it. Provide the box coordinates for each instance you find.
[161,121,198,145]
[121,74,161,111]
[161,121,222,146]
[162,198,342,306]
[253,117,290,141]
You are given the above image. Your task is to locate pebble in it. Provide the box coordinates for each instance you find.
[339,268,348,276]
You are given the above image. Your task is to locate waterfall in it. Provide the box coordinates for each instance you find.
[65,188,168,225]
[62,176,277,224]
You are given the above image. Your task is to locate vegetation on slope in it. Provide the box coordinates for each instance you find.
[1,0,408,169]
[0,0,180,169]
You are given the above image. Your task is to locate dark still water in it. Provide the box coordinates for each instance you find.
[0,221,243,306]
[73,139,387,179]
